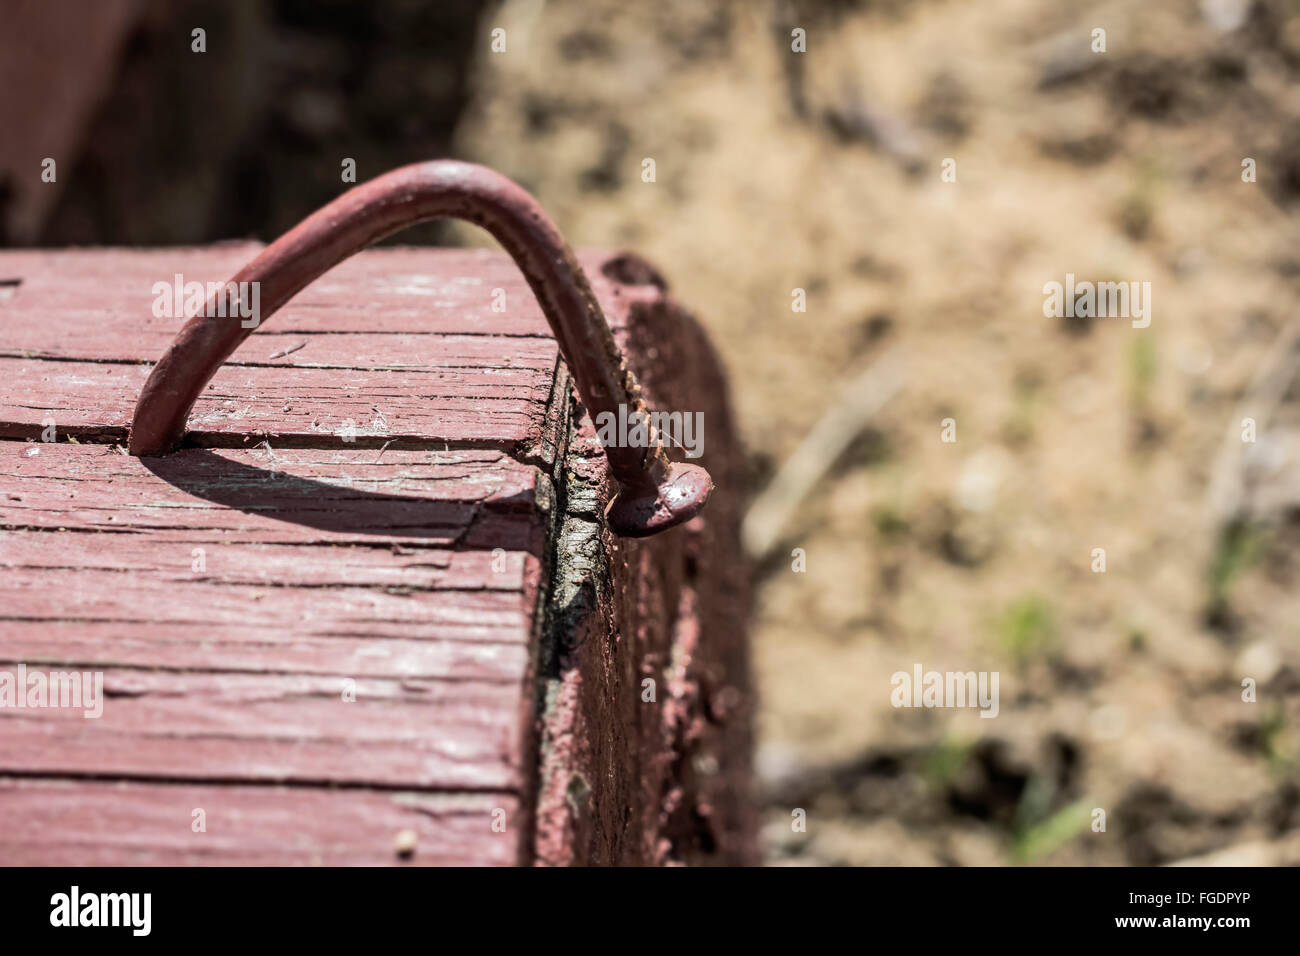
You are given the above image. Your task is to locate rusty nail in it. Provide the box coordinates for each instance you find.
[126,160,711,537]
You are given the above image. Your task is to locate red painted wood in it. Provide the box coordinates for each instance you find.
[0,621,527,681]
[0,246,639,341]
[0,247,572,863]
[530,296,757,865]
[0,245,754,865]
[0,246,641,449]
[2,444,544,546]
[0,668,525,788]
[0,779,520,866]
[0,356,555,447]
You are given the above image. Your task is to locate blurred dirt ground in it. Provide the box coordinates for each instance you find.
[12,0,1300,865]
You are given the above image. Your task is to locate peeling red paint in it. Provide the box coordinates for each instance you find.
[0,245,752,865]
[533,270,755,866]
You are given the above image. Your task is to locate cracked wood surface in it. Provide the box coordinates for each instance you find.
[0,246,594,865]
[0,245,754,865]
[0,778,519,866]
[0,246,639,450]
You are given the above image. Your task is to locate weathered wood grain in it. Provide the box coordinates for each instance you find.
[0,245,754,865]
[532,295,757,865]
[0,246,639,342]
[0,621,527,681]
[0,447,542,790]
[0,778,520,866]
[2,443,546,547]
[0,668,525,790]
[0,356,557,447]
[0,246,641,449]
[0,247,571,863]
